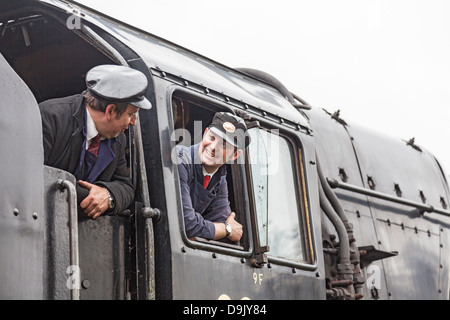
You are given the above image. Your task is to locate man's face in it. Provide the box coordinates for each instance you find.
[101,104,139,138]
[200,128,239,172]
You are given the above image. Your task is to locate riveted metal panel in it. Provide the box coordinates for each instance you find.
[347,122,450,233]
[343,117,450,299]
[0,53,45,299]
[77,214,130,300]
[376,220,442,299]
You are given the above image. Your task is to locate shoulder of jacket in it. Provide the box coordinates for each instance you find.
[39,94,82,116]
[176,144,191,158]
[116,132,127,147]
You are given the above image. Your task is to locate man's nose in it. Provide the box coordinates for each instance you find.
[129,114,137,126]
[209,139,220,150]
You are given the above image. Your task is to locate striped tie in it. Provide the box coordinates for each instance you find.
[88,134,100,155]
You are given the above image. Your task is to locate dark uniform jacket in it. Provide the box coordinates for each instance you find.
[39,93,134,216]
[177,143,231,239]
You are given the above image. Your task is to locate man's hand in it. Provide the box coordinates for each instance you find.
[78,180,109,219]
[225,212,243,242]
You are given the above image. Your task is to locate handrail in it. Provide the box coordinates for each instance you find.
[133,116,156,300]
[327,178,450,218]
[57,179,80,300]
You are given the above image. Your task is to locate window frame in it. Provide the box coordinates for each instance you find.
[245,122,316,269]
[170,88,254,258]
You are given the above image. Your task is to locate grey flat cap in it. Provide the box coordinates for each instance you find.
[86,64,152,110]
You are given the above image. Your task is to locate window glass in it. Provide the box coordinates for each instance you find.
[248,128,305,261]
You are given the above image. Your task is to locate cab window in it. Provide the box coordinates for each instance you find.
[171,93,249,251]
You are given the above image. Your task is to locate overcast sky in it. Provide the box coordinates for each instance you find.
[75,0,450,176]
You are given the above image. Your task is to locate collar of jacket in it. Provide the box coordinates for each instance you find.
[69,91,117,175]
[72,91,87,131]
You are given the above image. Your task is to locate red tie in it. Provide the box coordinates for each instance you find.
[203,175,211,188]
[88,134,100,155]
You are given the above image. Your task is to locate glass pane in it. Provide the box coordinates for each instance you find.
[248,128,305,261]
[248,129,269,247]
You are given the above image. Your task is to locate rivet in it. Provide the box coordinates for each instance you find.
[32,212,38,220]
[82,279,91,289]
[13,208,19,216]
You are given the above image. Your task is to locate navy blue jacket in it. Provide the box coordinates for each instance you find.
[177,144,231,239]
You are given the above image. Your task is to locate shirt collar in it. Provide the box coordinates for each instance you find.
[85,106,99,142]
[202,165,219,178]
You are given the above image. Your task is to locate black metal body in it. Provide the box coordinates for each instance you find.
[0,0,449,300]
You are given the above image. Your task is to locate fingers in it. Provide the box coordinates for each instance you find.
[79,184,109,219]
[226,212,243,242]
[226,211,236,223]
[78,180,93,190]
[228,223,243,242]
[81,198,105,219]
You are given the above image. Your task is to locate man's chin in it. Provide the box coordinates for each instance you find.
[202,154,218,166]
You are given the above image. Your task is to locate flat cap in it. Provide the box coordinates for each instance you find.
[86,64,152,110]
[209,112,251,149]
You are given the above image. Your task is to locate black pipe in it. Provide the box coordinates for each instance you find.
[327,178,450,217]
[318,179,350,264]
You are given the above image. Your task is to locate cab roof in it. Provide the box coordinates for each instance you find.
[37,0,311,131]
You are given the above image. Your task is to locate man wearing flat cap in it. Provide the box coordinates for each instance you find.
[39,64,151,219]
[176,112,251,242]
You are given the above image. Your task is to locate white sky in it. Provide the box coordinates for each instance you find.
[75,0,450,177]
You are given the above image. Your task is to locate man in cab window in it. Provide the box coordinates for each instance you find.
[176,112,251,242]
[39,65,151,219]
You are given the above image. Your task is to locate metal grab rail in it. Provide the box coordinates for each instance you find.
[57,179,80,300]
[327,178,450,218]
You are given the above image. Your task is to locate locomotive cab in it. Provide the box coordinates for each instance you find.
[0,1,152,299]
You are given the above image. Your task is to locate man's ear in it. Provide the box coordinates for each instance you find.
[232,149,242,161]
[105,104,116,119]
